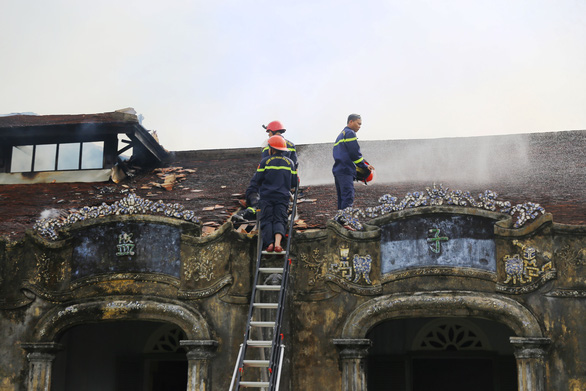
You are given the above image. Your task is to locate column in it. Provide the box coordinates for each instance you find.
[21,342,63,391]
[333,339,372,391]
[180,340,218,391]
[510,336,551,391]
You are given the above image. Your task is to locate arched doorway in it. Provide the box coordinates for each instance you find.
[52,321,188,391]
[334,291,551,391]
[366,317,517,391]
[22,297,218,391]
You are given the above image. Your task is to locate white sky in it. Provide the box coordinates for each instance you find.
[2,0,585,151]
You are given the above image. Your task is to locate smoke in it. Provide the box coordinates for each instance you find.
[297,134,531,186]
[40,208,64,220]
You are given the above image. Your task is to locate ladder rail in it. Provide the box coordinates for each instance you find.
[229,343,244,391]
[234,210,265,389]
[268,184,299,388]
[274,344,286,391]
[233,183,299,390]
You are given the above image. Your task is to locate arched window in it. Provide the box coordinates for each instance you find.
[412,318,491,351]
[145,324,187,353]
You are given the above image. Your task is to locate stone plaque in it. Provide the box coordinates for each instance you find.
[381,215,496,273]
[72,222,181,280]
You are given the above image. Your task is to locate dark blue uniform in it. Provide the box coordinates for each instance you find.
[332,127,369,209]
[247,154,298,249]
[261,138,298,168]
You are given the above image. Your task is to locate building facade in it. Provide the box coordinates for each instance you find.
[1,114,585,390]
[1,197,585,390]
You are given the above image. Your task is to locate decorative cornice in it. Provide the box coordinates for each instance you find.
[33,193,200,240]
[496,270,557,294]
[334,184,545,231]
[545,289,586,298]
[324,274,382,295]
[178,275,233,299]
[381,266,497,283]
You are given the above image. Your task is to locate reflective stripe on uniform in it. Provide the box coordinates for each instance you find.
[257,165,296,173]
[353,157,364,164]
[334,136,358,147]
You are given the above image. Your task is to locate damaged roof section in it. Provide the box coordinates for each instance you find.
[0,108,168,184]
[0,122,585,242]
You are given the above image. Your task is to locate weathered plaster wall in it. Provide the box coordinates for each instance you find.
[1,209,585,390]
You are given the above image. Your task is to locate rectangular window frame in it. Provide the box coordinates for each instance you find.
[9,142,105,173]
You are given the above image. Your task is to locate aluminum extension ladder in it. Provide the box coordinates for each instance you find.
[229,186,299,390]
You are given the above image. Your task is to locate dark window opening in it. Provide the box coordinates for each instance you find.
[10,141,104,173]
[366,318,517,391]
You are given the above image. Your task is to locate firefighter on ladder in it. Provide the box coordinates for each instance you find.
[246,135,298,252]
[232,121,297,227]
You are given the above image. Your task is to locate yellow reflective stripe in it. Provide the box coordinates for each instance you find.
[266,165,293,171]
[257,165,295,172]
[334,136,357,147]
[262,146,269,152]
[353,157,364,164]
[247,207,256,212]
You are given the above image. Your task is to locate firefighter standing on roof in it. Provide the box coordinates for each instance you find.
[247,135,298,252]
[332,113,375,210]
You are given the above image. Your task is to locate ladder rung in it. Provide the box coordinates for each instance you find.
[256,285,281,291]
[253,303,278,309]
[261,250,287,255]
[259,267,284,273]
[243,359,269,367]
[250,321,275,328]
[239,381,270,387]
[247,340,272,347]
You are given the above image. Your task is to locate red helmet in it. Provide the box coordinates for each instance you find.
[264,120,286,133]
[268,135,288,151]
[356,163,375,184]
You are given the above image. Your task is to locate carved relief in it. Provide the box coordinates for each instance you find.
[352,255,373,285]
[300,248,328,286]
[295,245,380,296]
[33,253,51,285]
[497,240,556,294]
[32,252,67,286]
[556,244,586,267]
[328,246,373,286]
[185,244,223,282]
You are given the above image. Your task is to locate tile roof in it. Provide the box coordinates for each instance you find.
[1,130,585,241]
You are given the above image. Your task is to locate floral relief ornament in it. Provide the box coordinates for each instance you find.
[184,244,222,282]
[300,248,328,286]
[502,240,554,286]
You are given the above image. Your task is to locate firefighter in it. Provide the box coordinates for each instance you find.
[332,113,375,210]
[261,120,298,168]
[233,121,296,227]
[247,135,298,252]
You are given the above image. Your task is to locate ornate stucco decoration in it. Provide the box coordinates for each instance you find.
[546,244,586,298]
[33,193,200,240]
[179,241,233,299]
[300,248,328,286]
[334,184,545,231]
[556,244,586,267]
[324,245,381,295]
[497,240,556,294]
